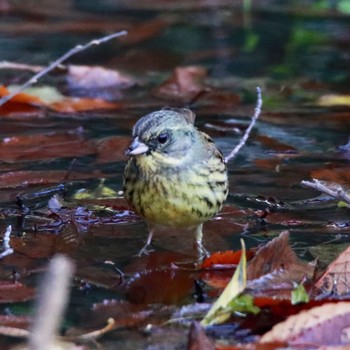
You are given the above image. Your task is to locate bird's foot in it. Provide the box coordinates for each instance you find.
[135,243,154,257]
[195,240,210,261]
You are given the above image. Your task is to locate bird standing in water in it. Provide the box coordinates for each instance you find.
[123,108,229,257]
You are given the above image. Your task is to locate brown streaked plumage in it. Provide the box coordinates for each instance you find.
[123,108,228,257]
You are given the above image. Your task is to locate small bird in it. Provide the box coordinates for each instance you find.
[123,108,229,257]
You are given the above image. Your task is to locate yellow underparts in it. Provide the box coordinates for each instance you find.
[124,153,228,229]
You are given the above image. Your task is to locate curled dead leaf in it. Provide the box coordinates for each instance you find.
[260,302,350,346]
[247,231,313,282]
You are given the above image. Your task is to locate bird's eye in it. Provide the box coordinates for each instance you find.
[157,133,169,144]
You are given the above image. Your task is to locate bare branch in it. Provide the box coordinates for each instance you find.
[301,179,350,205]
[225,86,262,163]
[0,30,127,107]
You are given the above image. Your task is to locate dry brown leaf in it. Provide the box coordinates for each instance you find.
[119,18,170,45]
[247,231,313,281]
[311,168,350,185]
[315,245,350,295]
[260,302,350,346]
[154,66,207,102]
[186,322,215,350]
[255,134,297,154]
[0,131,96,162]
[0,281,35,303]
[0,170,106,189]
[95,136,130,163]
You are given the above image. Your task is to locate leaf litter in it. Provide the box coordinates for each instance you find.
[0,2,350,349]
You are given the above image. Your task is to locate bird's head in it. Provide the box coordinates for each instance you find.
[124,109,197,160]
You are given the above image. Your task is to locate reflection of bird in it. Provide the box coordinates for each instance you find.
[123,108,228,257]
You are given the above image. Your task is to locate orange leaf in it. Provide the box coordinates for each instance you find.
[0,85,45,105]
[202,249,254,269]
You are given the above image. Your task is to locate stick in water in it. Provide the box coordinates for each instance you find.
[301,179,350,206]
[225,86,262,163]
[0,30,127,107]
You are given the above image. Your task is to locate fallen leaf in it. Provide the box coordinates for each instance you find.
[247,231,313,281]
[119,18,170,45]
[311,168,350,185]
[315,244,350,296]
[255,135,297,154]
[95,136,130,163]
[0,85,45,117]
[260,302,350,346]
[216,342,288,350]
[201,240,247,326]
[247,269,313,299]
[125,268,194,304]
[10,226,81,259]
[49,97,120,112]
[67,65,135,90]
[187,322,215,350]
[0,281,35,303]
[202,249,255,269]
[154,66,207,102]
[0,314,31,330]
[0,170,106,189]
[200,270,235,291]
[291,284,309,305]
[0,130,96,162]
[0,85,44,105]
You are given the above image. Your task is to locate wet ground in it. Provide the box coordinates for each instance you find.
[0,1,349,348]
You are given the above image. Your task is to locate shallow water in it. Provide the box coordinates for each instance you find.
[0,1,349,348]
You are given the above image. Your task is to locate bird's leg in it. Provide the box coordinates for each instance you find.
[194,224,210,260]
[136,228,154,257]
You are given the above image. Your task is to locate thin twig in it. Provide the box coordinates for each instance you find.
[0,30,127,107]
[0,61,44,73]
[0,225,13,259]
[301,179,350,205]
[225,86,262,163]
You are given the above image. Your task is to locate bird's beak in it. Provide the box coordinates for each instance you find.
[124,137,149,156]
